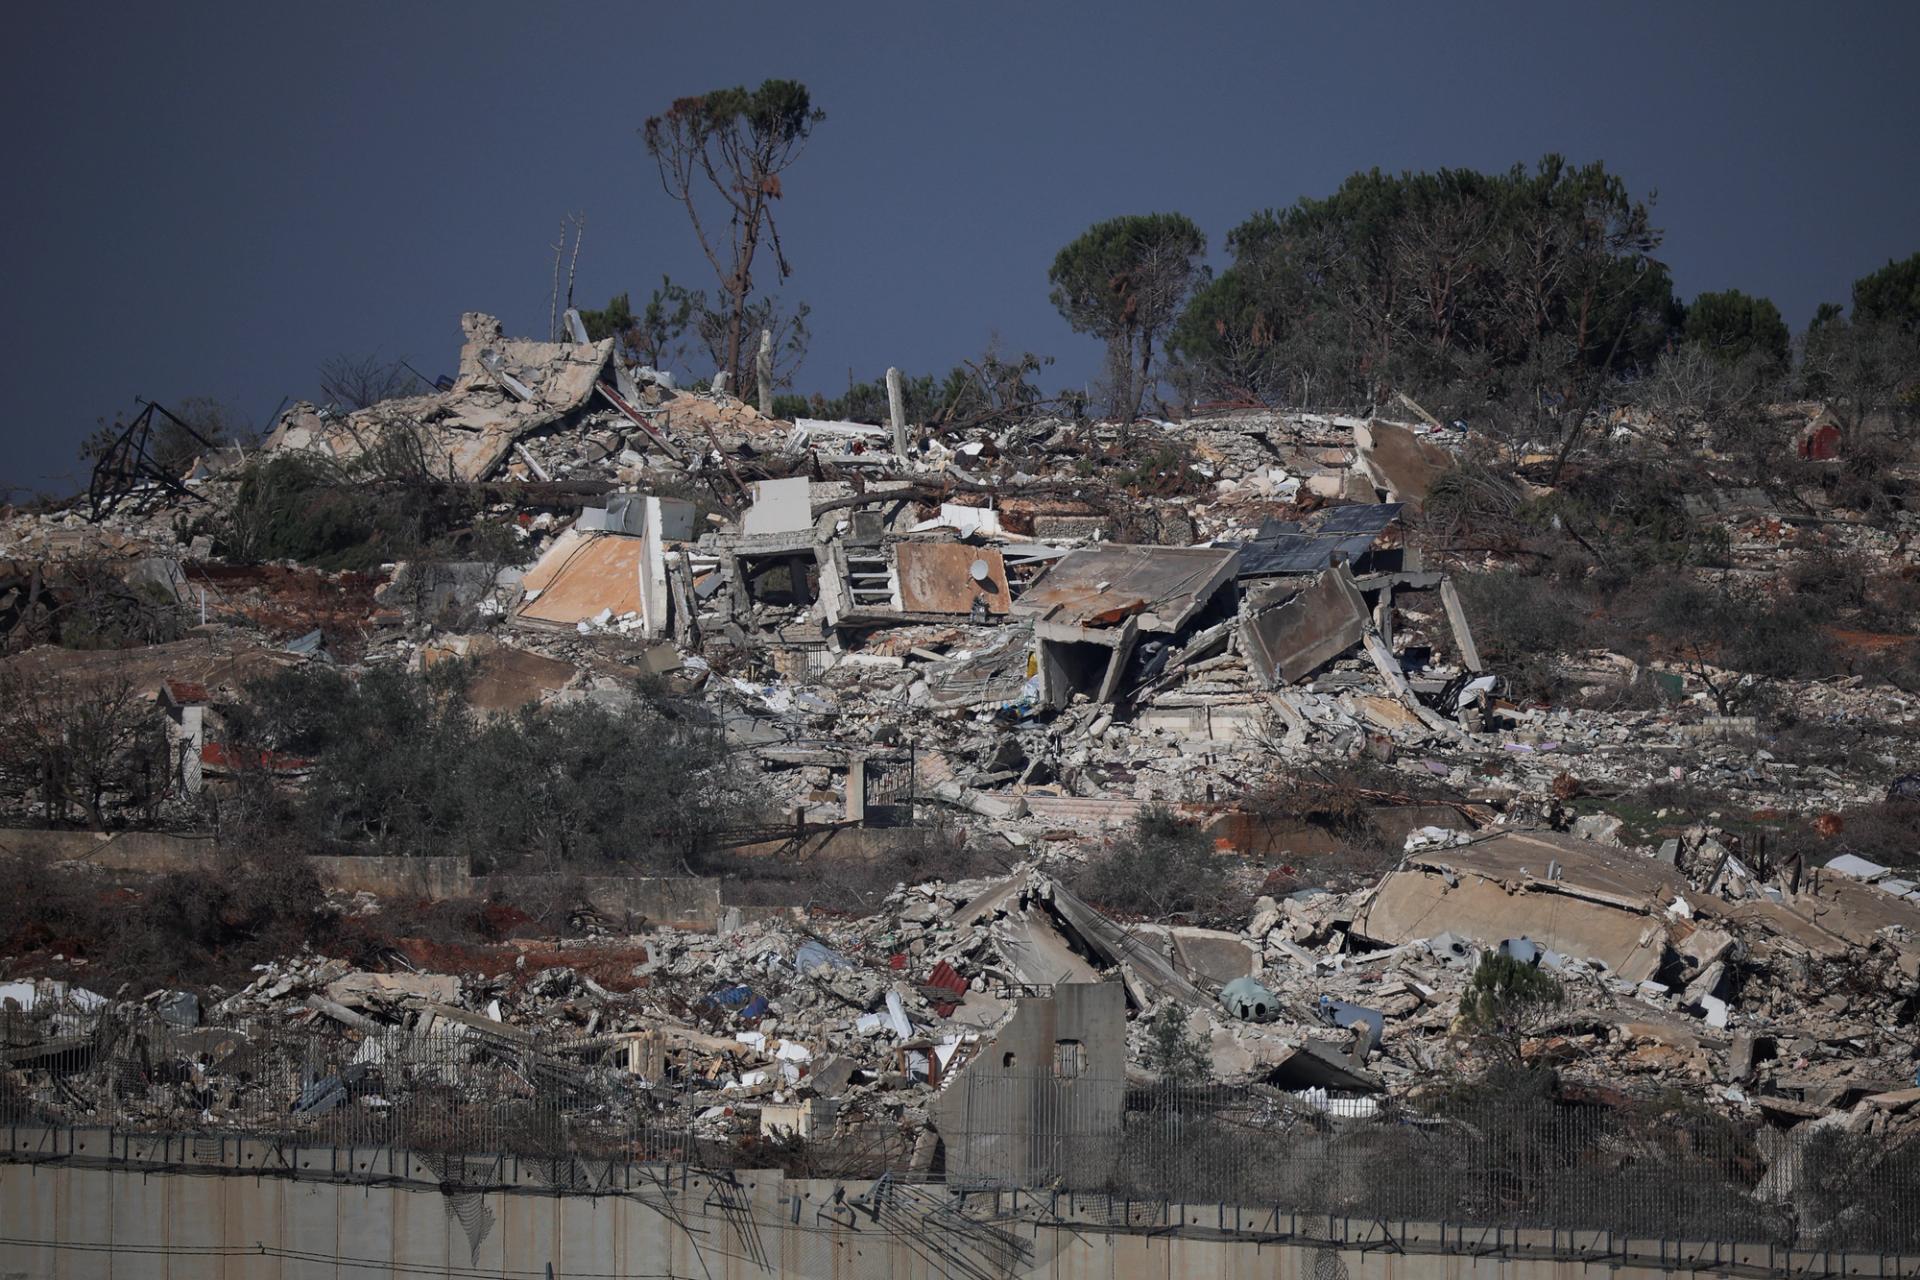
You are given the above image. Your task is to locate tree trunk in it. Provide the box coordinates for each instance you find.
[1108,334,1136,442]
[1547,317,1633,486]
[724,283,745,393]
[1133,328,1156,422]
[726,191,768,391]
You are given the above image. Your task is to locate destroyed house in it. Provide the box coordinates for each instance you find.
[1012,544,1240,709]
[1354,831,1689,983]
[266,313,622,483]
[514,496,710,639]
[820,538,1014,627]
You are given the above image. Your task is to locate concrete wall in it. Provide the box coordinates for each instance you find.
[931,984,1127,1186]
[0,826,216,868]
[1,1131,1905,1280]
[482,874,723,931]
[731,825,950,861]
[0,827,724,928]
[310,854,470,901]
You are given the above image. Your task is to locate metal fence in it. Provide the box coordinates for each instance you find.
[0,1006,703,1163]
[935,1071,1920,1255]
[0,1002,923,1178]
[4,1004,1917,1254]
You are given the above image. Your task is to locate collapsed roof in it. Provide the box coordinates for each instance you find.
[263,313,614,482]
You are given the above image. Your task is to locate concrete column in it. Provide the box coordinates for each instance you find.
[885,366,908,456]
[755,329,774,416]
[1439,576,1484,672]
[844,755,867,824]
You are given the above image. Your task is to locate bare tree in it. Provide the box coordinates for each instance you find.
[0,673,163,829]
[684,291,811,393]
[547,212,586,340]
[1633,341,1727,424]
[643,81,824,390]
[318,354,425,411]
[1801,315,1920,449]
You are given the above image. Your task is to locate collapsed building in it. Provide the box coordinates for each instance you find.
[1,841,1915,1234]
[2,309,1917,1243]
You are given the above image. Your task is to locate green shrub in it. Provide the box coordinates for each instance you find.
[1459,952,1564,1061]
[224,661,758,874]
[1452,570,1588,660]
[1142,1005,1211,1084]
[1649,582,1835,683]
[218,453,506,571]
[1073,805,1229,920]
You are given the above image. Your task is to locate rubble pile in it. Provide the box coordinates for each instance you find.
[3,838,1916,1162]
[3,307,1918,1174]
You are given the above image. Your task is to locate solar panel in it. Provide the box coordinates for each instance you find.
[1231,503,1403,577]
[1315,502,1403,534]
[1234,534,1341,576]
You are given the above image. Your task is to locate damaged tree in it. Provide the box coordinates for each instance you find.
[0,673,165,829]
[643,80,824,392]
[1049,213,1207,424]
[317,353,428,411]
[1457,950,1564,1064]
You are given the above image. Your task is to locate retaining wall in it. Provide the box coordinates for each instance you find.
[1,1129,1914,1280]
[0,828,721,929]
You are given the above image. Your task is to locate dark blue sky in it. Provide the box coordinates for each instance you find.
[6,2,1916,498]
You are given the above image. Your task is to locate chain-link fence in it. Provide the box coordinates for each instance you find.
[0,1005,702,1162]
[4,1003,1916,1253]
[0,1001,923,1177]
[935,1071,1920,1254]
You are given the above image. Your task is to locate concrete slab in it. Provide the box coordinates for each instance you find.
[1014,544,1238,635]
[1240,564,1370,687]
[895,541,1011,615]
[741,477,814,536]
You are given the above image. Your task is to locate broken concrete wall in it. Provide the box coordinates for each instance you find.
[638,496,695,637]
[1353,831,1685,983]
[1015,544,1240,635]
[740,477,814,537]
[0,827,721,924]
[514,529,644,629]
[309,855,472,900]
[894,542,1010,615]
[481,875,723,931]
[1354,421,1454,507]
[264,313,613,482]
[1241,564,1371,687]
[930,982,1125,1185]
[0,828,476,900]
[1036,877,1215,1006]
[0,827,218,868]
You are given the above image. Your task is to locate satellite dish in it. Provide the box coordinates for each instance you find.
[969,558,991,583]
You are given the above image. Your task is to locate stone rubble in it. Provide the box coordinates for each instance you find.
[4,309,1918,1162]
